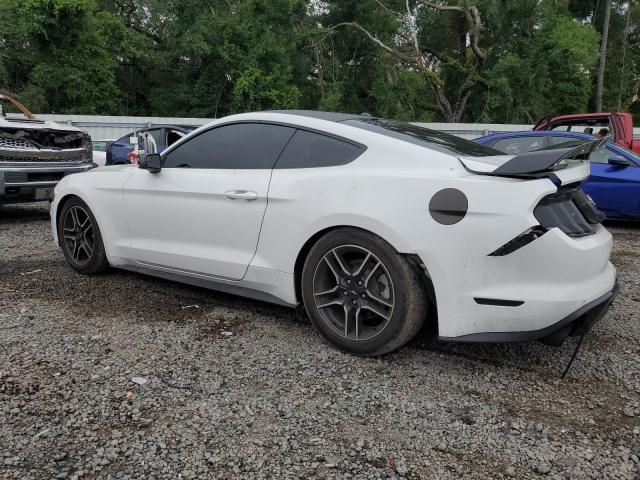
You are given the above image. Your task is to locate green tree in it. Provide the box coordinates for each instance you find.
[477,2,600,123]
[315,0,487,122]
[0,0,121,114]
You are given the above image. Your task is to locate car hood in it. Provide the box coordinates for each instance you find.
[0,115,84,133]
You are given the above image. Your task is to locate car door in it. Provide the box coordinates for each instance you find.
[582,145,640,218]
[122,122,295,280]
[107,133,133,164]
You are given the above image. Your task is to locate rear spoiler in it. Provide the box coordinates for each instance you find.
[492,137,608,176]
[463,137,608,180]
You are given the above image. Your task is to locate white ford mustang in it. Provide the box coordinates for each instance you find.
[51,111,618,355]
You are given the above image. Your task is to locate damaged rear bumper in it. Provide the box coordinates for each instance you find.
[440,281,619,347]
[539,280,619,346]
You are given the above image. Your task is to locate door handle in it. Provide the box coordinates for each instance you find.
[225,190,258,201]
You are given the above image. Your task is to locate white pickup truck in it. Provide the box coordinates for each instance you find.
[0,94,94,205]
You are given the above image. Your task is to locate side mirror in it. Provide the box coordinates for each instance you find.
[139,153,162,173]
[608,155,632,168]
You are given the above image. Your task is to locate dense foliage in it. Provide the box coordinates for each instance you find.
[0,0,638,123]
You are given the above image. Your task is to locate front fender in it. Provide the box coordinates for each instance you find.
[51,169,135,261]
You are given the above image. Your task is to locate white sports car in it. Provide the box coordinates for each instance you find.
[51,111,618,355]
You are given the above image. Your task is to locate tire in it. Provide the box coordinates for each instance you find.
[301,228,428,356]
[57,197,109,275]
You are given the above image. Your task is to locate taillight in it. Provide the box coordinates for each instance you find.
[534,187,599,237]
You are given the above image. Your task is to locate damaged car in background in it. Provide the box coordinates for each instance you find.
[0,93,94,204]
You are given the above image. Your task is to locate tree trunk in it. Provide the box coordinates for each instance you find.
[595,0,612,112]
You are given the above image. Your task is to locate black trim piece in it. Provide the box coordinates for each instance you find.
[493,148,575,175]
[489,226,548,256]
[440,281,619,345]
[474,298,524,307]
[118,264,296,308]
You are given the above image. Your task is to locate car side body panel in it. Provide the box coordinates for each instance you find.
[51,166,135,261]
[52,112,617,343]
[121,167,273,281]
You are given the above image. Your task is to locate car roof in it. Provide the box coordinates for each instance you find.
[545,113,616,121]
[476,130,595,142]
[268,110,374,123]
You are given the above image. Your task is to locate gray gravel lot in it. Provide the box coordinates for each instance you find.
[1,202,639,480]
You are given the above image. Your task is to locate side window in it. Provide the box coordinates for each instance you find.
[548,136,590,149]
[550,120,613,136]
[164,123,295,169]
[492,136,546,155]
[166,129,185,146]
[275,130,365,169]
[550,136,576,146]
[588,148,610,164]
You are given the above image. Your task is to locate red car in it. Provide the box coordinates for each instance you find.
[534,112,639,153]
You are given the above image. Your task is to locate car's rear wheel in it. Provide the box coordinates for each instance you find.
[58,198,109,275]
[301,228,428,356]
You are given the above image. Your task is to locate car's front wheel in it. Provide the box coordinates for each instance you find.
[58,197,109,275]
[301,228,428,356]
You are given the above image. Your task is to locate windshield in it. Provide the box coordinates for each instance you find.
[343,118,503,157]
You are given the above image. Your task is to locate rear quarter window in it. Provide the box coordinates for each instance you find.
[275,130,365,169]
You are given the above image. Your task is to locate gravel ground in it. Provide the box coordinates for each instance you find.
[0,202,639,480]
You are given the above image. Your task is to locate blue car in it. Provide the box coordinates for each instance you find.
[106,125,198,165]
[474,130,640,220]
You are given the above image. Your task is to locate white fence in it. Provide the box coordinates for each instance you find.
[37,115,208,141]
[36,114,640,141]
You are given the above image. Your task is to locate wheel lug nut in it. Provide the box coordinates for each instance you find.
[361,294,366,298]
[352,300,357,305]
